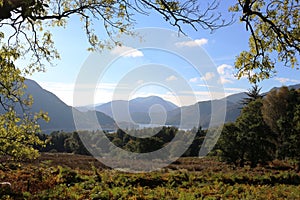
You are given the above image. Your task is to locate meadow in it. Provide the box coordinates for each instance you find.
[1,153,300,200]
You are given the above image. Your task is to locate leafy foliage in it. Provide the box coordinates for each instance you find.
[0,35,48,163]
[241,84,264,105]
[38,126,204,157]
[231,0,300,83]
[262,87,300,160]
[217,100,275,167]
[235,99,275,167]
[1,0,298,83]
[217,86,300,168]
[1,156,300,199]
[0,0,229,72]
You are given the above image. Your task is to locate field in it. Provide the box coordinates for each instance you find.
[1,153,300,199]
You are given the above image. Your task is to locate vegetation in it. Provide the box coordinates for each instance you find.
[0,0,300,198]
[0,0,299,163]
[216,86,300,169]
[1,154,300,199]
[0,41,49,163]
[1,85,300,198]
[30,85,300,171]
[0,0,298,82]
[36,126,205,158]
[262,87,300,160]
[231,0,300,82]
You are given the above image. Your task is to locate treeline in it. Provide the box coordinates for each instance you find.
[37,86,300,169]
[215,86,300,169]
[37,131,90,155]
[37,126,206,158]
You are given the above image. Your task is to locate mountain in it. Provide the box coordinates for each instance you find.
[4,80,298,132]
[282,84,300,90]
[95,96,179,124]
[75,103,103,112]
[129,96,178,113]
[165,98,241,129]
[2,79,116,133]
[166,83,300,129]
[94,92,244,128]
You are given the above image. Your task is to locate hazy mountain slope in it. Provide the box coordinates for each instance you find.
[95,96,179,123]
[129,96,178,113]
[166,99,234,128]
[166,83,300,128]
[6,79,117,133]
[6,81,298,132]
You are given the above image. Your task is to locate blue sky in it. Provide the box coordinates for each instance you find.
[28,2,300,107]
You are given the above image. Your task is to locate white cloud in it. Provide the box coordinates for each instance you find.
[224,87,247,93]
[73,83,119,90]
[38,82,75,106]
[217,64,235,84]
[197,84,216,88]
[275,77,300,84]
[178,90,226,102]
[217,64,233,75]
[189,77,199,83]
[166,75,178,81]
[175,38,208,47]
[111,46,144,58]
[201,72,215,81]
[219,77,234,84]
[38,81,127,107]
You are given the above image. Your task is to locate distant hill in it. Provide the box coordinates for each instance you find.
[165,98,239,129]
[165,83,300,128]
[3,80,299,132]
[95,96,179,124]
[0,79,116,133]
[129,96,178,113]
[93,92,245,128]
[279,84,300,91]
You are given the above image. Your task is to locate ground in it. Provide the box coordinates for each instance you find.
[1,153,300,199]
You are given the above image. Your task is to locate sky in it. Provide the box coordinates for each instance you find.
[27,1,300,107]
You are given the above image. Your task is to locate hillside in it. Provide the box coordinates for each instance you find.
[4,81,299,132]
[1,79,117,133]
[95,96,179,124]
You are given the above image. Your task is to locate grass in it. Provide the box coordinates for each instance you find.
[0,153,300,199]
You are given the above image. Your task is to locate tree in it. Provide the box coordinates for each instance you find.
[216,123,244,166]
[241,84,264,105]
[261,86,299,159]
[231,0,300,83]
[235,99,275,167]
[48,131,70,152]
[0,41,49,163]
[217,99,275,167]
[292,103,300,170]
[1,0,298,80]
[0,0,299,162]
[217,85,275,167]
[64,132,90,155]
[183,126,205,157]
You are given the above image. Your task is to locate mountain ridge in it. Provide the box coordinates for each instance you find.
[1,79,117,133]
[3,80,299,132]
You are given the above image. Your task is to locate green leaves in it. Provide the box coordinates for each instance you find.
[0,39,48,163]
[231,0,299,83]
[217,86,300,167]
[156,0,180,12]
[262,87,300,160]
[0,111,43,161]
